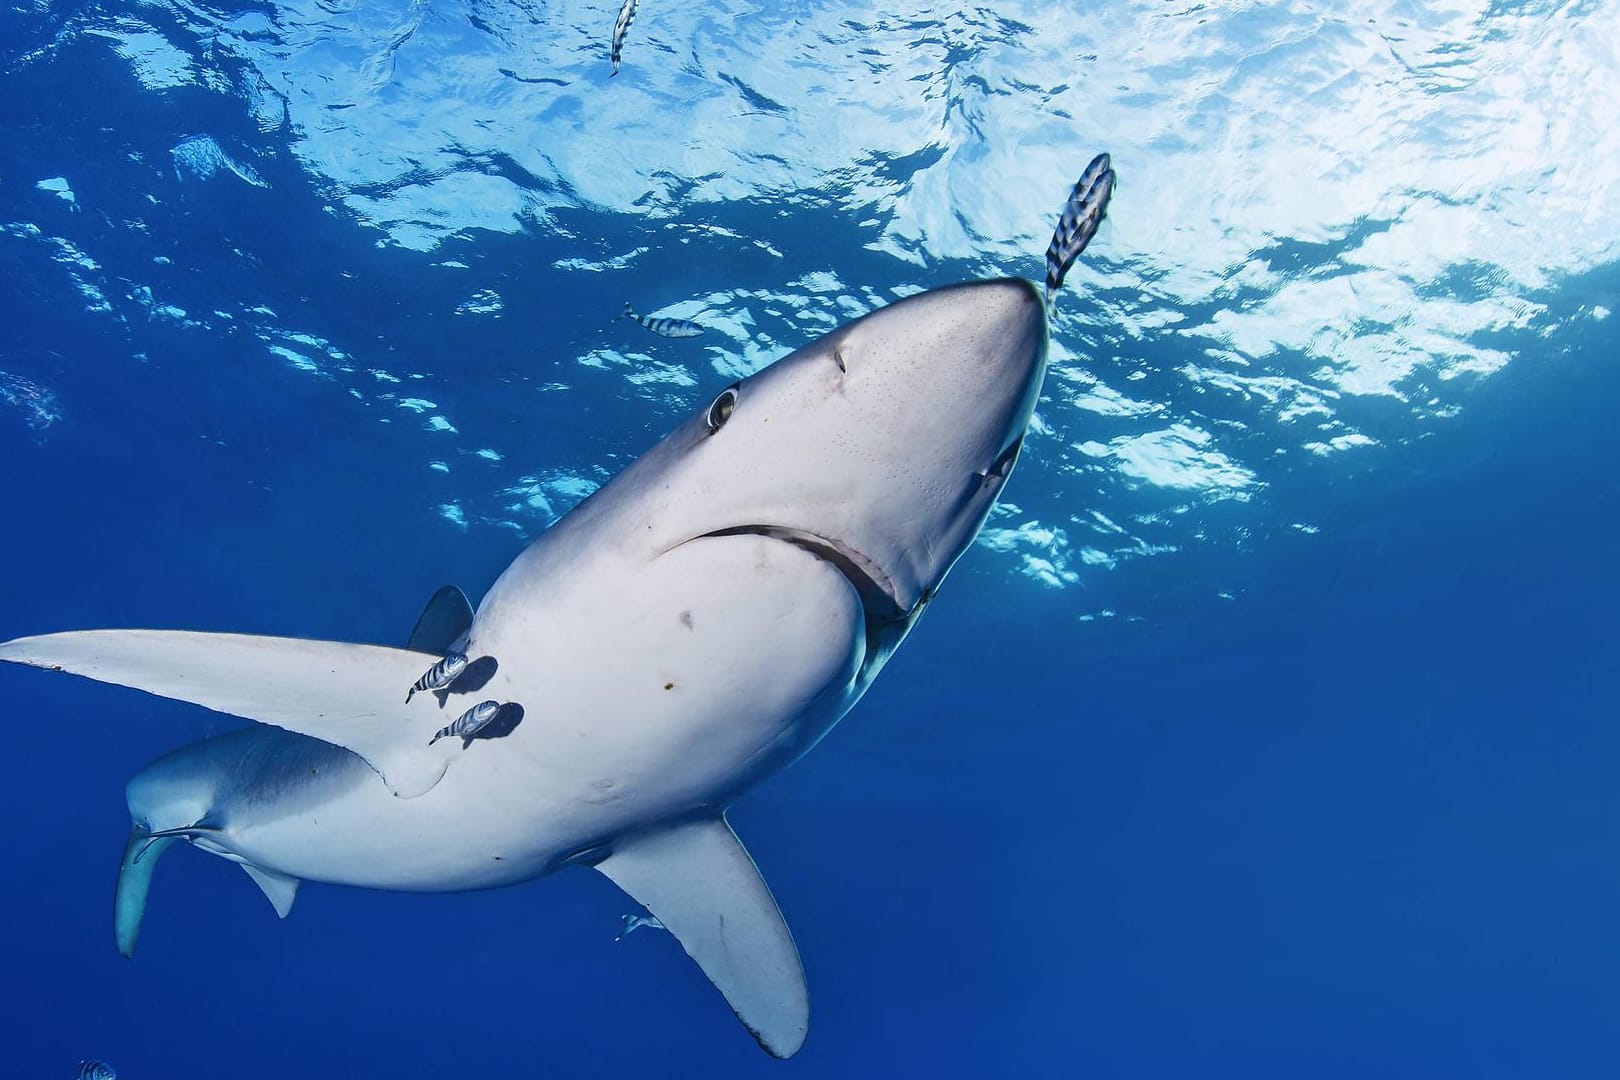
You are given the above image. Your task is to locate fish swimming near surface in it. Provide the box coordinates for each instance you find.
[405,651,468,702]
[614,912,667,941]
[75,1063,116,1080]
[623,302,704,338]
[0,170,1114,1057]
[1044,152,1116,303]
[610,0,638,76]
[429,700,501,746]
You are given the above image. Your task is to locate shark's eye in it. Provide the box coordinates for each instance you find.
[706,384,739,433]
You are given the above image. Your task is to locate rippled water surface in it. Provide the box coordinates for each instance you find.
[2,1,1617,1077]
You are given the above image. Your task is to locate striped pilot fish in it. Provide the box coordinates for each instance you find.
[405,651,468,702]
[623,302,705,338]
[1044,152,1116,303]
[610,0,638,76]
[76,1063,116,1080]
[429,700,502,746]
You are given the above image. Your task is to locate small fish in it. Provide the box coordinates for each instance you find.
[429,700,501,746]
[623,302,704,338]
[614,913,667,941]
[406,651,469,702]
[610,0,639,76]
[1043,151,1116,303]
[76,1063,116,1080]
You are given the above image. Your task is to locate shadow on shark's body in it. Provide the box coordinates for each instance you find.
[467,701,523,744]
[448,654,499,694]
[2,278,1054,1058]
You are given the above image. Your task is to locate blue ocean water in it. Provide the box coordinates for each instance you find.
[2,0,1617,1076]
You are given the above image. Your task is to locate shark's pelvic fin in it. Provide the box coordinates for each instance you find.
[115,825,176,959]
[0,630,454,798]
[241,863,300,918]
[143,823,221,842]
[594,815,808,1059]
[406,585,474,655]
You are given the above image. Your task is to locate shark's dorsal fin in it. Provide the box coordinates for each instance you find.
[406,585,473,655]
[241,862,300,918]
[0,630,456,798]
[594,815,808,1059]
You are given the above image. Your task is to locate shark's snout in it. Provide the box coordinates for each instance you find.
[628,275,1054,623]
[700,524,905,622]
[957,276,1047,341]
[807,276,1049,597]
[839,277,1046,377]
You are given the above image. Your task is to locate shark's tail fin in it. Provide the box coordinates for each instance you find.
[115,824,177,958]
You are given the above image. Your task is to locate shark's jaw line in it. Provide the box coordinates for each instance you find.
[695,524,907,624]
[694,524,924,689]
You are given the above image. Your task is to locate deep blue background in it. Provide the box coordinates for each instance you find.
[3,4,1619,1077]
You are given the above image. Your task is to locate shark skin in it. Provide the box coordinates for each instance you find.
[0,277,1051,1058]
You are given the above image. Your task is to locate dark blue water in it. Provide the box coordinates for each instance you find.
[3,2,1618,1076]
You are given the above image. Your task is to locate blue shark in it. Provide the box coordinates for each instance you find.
[0,278,1052,1057]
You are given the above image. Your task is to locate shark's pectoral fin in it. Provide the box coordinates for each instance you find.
[594,815,808,1059]
[241,863,300,918]
[0,630,455,798]
[115,825,176,959]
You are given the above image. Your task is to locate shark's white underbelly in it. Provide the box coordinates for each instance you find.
[216,534,869,891]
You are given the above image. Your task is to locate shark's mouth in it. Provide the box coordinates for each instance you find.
[699,525,908,626]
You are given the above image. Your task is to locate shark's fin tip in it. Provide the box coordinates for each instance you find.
[595,814,808,1058]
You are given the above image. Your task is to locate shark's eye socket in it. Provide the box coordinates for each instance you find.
[706,384,739,433]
